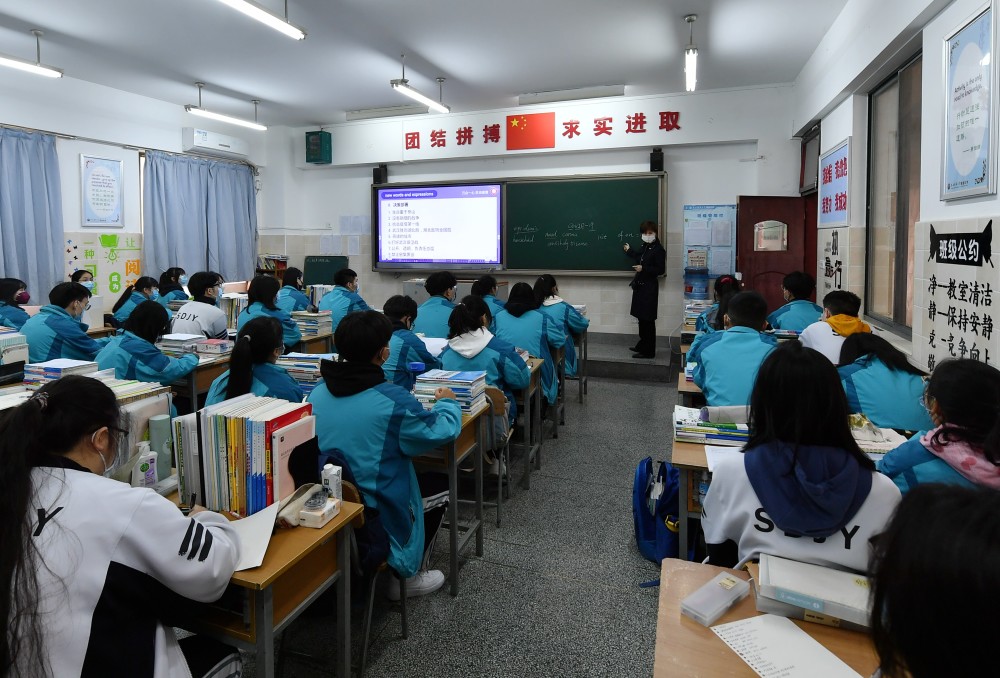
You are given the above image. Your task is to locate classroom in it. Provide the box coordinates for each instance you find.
[1,0,999,676]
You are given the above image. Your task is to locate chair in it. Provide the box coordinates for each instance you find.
[484,386,514,527]
[343,480,408,677]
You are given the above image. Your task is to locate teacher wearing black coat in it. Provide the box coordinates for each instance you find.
[623,220,666,358]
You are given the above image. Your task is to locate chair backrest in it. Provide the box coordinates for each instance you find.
[342,479,365,527]
[484,386,507,415]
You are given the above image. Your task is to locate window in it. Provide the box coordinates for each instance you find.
[866,55,921,334]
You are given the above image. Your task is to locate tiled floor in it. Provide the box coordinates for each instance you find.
[242,375,678,677]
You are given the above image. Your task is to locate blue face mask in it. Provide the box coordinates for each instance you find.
[81,280,95,291]
[179,274,189,286]
[150,290,160,301]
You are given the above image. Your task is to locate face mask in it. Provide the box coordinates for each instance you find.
[92,429,119,478]
[81,281,95,292]
[179,275,189,286]
[353,282,362,295]
[14,291,29,304]
[150,290,160,301]
[641,234,656,244]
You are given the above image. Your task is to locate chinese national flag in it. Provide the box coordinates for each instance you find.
[506,113,556,150]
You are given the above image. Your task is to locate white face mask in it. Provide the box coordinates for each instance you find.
[641,234,656,244]
[92,429,120,478]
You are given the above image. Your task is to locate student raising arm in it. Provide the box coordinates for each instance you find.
[20,282,108,363]
[237,275,301,350]
[206,316,304,405]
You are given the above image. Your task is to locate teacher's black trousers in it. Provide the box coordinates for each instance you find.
[636,319,656,357]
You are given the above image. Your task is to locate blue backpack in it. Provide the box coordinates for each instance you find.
[632,457,682,563]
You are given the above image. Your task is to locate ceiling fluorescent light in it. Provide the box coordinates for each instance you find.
[390,55,450,114]
[346,104,429,121]
[684,15,698,92]
[214,0,305,39]
[518,85,625,106]
[0,30,62,78]
[185,83,267,131]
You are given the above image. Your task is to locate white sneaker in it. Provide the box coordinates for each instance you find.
[386,569,445,601]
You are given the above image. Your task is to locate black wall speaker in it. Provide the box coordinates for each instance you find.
[650,148,664,173]
[373,163,388,184]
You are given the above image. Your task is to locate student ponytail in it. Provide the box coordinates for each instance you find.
[838,333,926,375]
[532,274,557,307]
[0,376,121,674]
[112,276,157,313]
[227,316,284,400]
[447,296,490,339]
[470,274,497,297]
[926,358,1000,464]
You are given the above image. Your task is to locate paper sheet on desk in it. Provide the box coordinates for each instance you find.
[229,502,280,571]
[419,336,448,357]
[704,445,743,472]
[712,614,861,678]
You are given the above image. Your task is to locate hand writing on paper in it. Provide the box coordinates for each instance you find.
[436,387,457,400]
[633,265,643,272]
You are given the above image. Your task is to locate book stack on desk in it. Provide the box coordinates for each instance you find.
[23,359,98,388]
[275,352,332,396]
[414,369,488,415]
[684,361,697,382]
[220,293,249,329]
[307,284,334,308]
[683,301,713,333]
[291,310,333,337]
[156,333,203,357]
[92,373,172,404]
[194,338,234,355]
[0,331,28,384]
[167,299,189,311]
[673,405,748,446]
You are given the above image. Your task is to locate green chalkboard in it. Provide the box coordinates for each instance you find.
[504,175,664,272]
[303,255,349,286]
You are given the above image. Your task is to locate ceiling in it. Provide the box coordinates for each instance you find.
[0,0,847,128]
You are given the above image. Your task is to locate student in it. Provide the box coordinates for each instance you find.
[112,275,159,324]
[702,341,901,571]
[237,275,302,350]
[692,291,777,406]
[307,311,461,598]
[276,267,313,313]
[766,271,822,332]
[799,289,870,363]
[382,294,440,391]
[837,333,932,431]
[96,300,198,385]
[470,274,505,330]
[411,270,457,338]
[206,316,304,406]
[157,267,189,310]
[869,484,1000,678]
[317,268,370,340]
[70,269,93,285]
[493,282,565,406]
[686,289,739,367]
[171,271,229,339]
[0,277,31,330]
[533,274,590,377]
[0,375,241,677]
[877,358,1000,494]
[441,295,530,438]
[20,282,108,362]
[695,274,741,333]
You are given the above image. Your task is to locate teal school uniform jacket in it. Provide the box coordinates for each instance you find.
[493,308,565,405]
[113,291,149,324]
[482,295,506,332]
[156,287,188,311]
[411,296,455,339]
[237,301,302,348]
[308,374,462,577]
[766,299,823,332]
[317,286,371,340]
[276,285,310,313]
[538,298,589,377]
[692,326,777,406]
[440,330,530,423]
[0,301,30,330]
[838,355,933,431]
[21,305,109,363]
[383,327,441,391]
[876,432,975,494]
[695,304,719,333]
[205,362,304,406]
[96,331,198,385]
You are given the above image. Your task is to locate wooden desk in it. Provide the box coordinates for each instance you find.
[672,441,709,562]
[654,559,877,677]
[677,372,705,408]
[414,406,487,597]
[511,358,544,489]
[171,355,231,413]
[87,326,117,339]
[300,332,333,354]
[182,501,364,678]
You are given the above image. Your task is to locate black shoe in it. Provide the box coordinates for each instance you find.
[628,345,639,352]
[632,352,655,359]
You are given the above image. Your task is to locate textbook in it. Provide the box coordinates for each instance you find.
[291,310,333,337]
[275,352,332,396]
[755,554,872,628]
[849,413,907,454]
[673,405,748,446]
[415,369,487,415]
[23,359,98,387]
[195,338,234,354]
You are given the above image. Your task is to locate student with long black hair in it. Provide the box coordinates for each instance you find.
[276,267,313,313]
[205,316,303,405]
[533,274,589,377]
[381,294,440,390]
[493,282,564,406]
[20,282,108,362]
[157,267,189,310]
[0,277,31,330]
[837,333,932,431]
[236,275,301,350]
[0,375,241,677]
[702,340,900,571]
[694,274,741,333]
[869,484,1000,678]
[112,275,159,324]
[877,358,1000,493]
[470,274,505,329]
[97,300,198,385]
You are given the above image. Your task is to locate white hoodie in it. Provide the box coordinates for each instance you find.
[447,327,493,358]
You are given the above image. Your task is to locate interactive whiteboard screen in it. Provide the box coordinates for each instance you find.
[374,183,502,270]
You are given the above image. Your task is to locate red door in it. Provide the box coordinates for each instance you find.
[736,196,810,315]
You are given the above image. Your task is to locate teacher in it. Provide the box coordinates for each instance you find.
[623,220,666,359]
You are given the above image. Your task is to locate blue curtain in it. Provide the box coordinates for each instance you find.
[0,129,64,299]
[143,151,256,282]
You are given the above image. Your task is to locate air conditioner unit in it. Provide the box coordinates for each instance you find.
[181,127,249,158]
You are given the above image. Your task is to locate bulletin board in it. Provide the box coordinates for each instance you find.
[683,204,737,274]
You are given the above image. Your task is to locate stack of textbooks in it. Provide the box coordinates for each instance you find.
[684,361,697,382]
[156,333,203,357]
[673,405,748,446]
[275,352,331,396]
[683,300,713,334]
[414,369,488,415]
[23,359,98,388]
[0,331,29,383]
[291,310,333,337]
[195,338,234,355]
[307,284,334,308]
[220,293,248,330]
[172,395,314,516]
[93,372,172,404]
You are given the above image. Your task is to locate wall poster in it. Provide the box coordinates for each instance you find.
[818,139,849,227]
[81,155,124,227]
[683,204,737,274]
[818,227,850,296]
